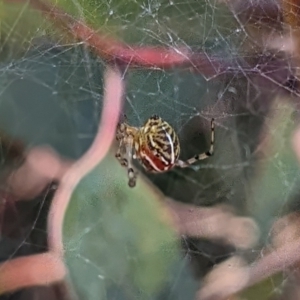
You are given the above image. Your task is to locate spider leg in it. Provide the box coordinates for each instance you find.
[125,138,138,187]
[176,118,215,168]
[115,137,127,166]
[116,123,126,141]
[115,122,131,167]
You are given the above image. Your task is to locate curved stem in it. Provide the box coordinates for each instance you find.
[47,66,124,255]
[0,253,66,294]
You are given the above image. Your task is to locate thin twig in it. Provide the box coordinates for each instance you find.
[165,199,259,250]
[23,0,192,69]
[47,66,124,255]
[4,0,231,77]
[198,237,300,300]
[0,253,66,294]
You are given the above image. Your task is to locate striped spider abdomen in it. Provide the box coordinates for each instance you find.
[136,115,180,173]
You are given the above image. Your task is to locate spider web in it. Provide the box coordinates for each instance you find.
[0,0,299,299]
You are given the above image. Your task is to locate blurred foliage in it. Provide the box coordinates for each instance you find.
[249,100,300,241]
[0,0,300,299]
[63,151,198,299]
[0,45,102,158]
[0,0,239,59]
[0,43,202,299]
[241,273,284,300]
[54,0,236,46]
[0,1,58,60]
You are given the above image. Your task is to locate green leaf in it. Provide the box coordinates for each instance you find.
[63,150,183,299]
[240,273,283,300]
[249,100,299,241]
[0,1,56,60]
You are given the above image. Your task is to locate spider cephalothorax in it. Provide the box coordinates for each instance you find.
[116,115,215,187]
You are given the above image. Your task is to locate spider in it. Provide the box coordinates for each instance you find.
[115,115,215,187]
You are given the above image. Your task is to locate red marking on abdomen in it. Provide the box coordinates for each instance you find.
[140,146,173,173]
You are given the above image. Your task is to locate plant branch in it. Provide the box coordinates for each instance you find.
[24,0,193,69]
[0,253,66,294]
[8,0,235,78]
[198,236,300,300]
[47,66,124,255]
[165,199,259,250]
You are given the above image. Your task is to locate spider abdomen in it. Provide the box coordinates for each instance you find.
[137,116,180,173]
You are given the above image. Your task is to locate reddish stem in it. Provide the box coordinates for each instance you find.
[14,0,228,75]
[48,66,124,255]
[0,253,66,294]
